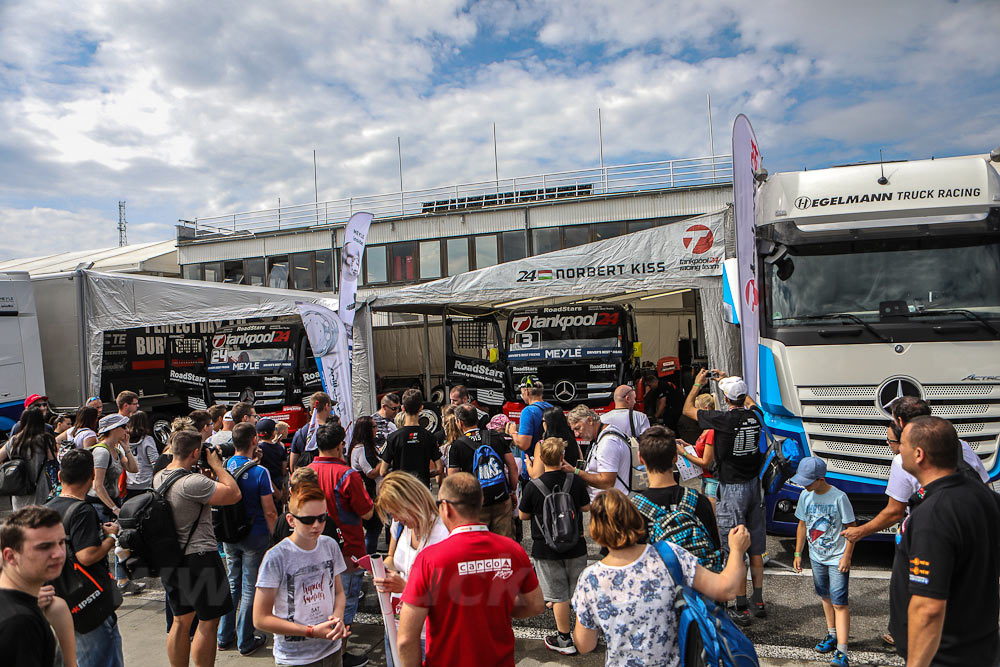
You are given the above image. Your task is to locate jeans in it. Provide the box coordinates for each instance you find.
[811,560,850,606]
[76,614,124,667]
[342,569,365,626]
[217,532,269,652]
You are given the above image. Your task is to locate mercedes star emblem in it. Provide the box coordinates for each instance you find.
[239,387,256,404]
[554,380,577,403]
[876,377,923,417]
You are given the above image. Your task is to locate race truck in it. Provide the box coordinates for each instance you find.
[204,320,322,432]
[441,304,641,421]
[502,304,641,418]
[729,148,1000,538]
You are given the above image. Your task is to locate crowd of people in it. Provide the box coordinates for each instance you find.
[0,370,998,667]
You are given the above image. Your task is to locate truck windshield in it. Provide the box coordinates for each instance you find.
[768,236,1000,325]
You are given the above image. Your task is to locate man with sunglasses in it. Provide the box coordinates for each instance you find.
[372,393,400,458]
[398,473,544,666]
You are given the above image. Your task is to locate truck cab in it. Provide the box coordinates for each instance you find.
[502,304,640,417]
[204,320,322,432]
[743,153,1000,536]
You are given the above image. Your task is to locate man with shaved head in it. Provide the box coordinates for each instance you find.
[600,385,651,440]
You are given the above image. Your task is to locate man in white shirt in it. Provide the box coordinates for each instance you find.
[563,405,631,501]
[600,385,651,440]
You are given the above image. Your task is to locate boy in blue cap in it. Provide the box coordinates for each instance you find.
[791,456,857,667]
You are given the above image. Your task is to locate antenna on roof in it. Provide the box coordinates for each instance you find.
[118,201,128,246]
[877,150,889,186]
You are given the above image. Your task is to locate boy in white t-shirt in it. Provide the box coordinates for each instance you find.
[792,457,856,667]
[254,468,348,667]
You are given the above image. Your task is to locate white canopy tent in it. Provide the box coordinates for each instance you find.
[352,207,739,414]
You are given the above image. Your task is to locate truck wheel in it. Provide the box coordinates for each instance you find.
[429,384,447,406]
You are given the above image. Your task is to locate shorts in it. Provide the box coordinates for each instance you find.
[811,561,850,606]
[702,477,719,498]
[717,479,766,556]
[161,551,234,621]
[480,498,513,539]
[531,555,588,603]
[277,646,342,667]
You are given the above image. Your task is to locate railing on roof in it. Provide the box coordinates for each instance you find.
[181,153,732,238]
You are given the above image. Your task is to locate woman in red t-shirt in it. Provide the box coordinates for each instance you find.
[678,393,718,511]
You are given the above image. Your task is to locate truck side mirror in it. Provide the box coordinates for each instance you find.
[488,347,499,363]
[632,342,642,359]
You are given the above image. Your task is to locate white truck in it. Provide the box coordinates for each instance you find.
[725,150,1000,537]
[0,272,45,432]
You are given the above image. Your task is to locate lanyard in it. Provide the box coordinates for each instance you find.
[449,524,488,537]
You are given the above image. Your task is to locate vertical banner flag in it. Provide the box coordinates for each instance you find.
[339,212,374,330]
[297,302,354,443]
[732,114,762,400]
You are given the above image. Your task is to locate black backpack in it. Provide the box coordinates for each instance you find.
[212,460,258,543]
[49,500,123,633]
[530,474,580,554]
[0,456,45,496]
[117,469,199,578]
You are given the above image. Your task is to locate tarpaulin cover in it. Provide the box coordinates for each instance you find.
[77,270,338,398]
[365,208,741,399]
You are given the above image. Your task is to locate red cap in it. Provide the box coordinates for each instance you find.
[24,394,48,409]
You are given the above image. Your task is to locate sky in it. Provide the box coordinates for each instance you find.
[1,0,998,260]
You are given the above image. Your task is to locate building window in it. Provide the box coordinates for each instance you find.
[628,219,655,233]
[390,241,417,282]
[291,252,314,291]
[268,256,289,289]
[223,260,245,284]
[315,251,333,292]
[563,225,590,248]
[365,245,387,285]
[181,264,201,281]
[446,237,469,276]
[419,240,441,280]
[594,221,625,241]
[500,231,526,263]
[474,235,498,269]
[531,227,561,255]
[202,262,223,282]
[244,257,265,286]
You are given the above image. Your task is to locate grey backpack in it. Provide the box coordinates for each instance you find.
[530,474,580,554]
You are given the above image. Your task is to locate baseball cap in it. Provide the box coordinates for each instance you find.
[518,375,541,389]
[98,413,130,435]
[223,411,234,423]
[256,418,277,435]
[718,376,749,401]
[789,456,827,487]
[24,394,48,409]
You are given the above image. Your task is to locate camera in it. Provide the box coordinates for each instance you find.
[707,370,721,380]
[198,443,220,471]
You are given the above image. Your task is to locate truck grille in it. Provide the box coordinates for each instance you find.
[799,382,1000,482]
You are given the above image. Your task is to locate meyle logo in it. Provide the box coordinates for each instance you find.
[682,224,714,254]
[454,360,504,379]
[531,313,599,330]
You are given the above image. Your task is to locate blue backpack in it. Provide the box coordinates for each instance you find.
[654,541,759,667]
[472,432,509,505]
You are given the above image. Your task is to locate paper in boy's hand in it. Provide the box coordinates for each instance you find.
[677,446,703,481]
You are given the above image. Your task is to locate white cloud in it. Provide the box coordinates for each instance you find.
[0,0,997,260]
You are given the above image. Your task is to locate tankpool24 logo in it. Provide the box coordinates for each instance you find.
[682,224,714,254]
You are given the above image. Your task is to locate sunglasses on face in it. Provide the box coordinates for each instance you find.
[290,513,328,525]
[436,499,466,509]
[886,438,900,445]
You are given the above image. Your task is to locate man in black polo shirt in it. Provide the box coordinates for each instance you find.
[682,368,764,626]
[889,416,1000,667]
[448,404,518,537]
